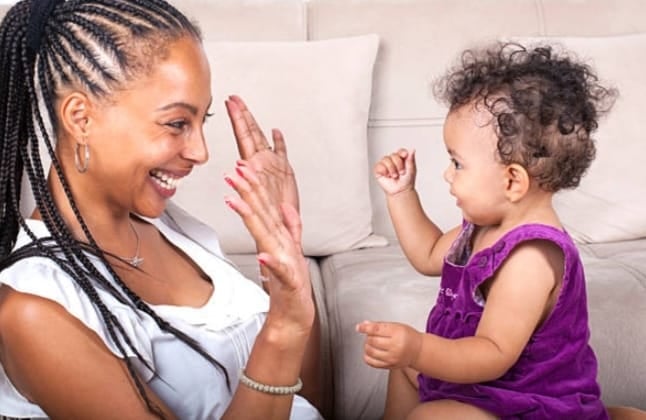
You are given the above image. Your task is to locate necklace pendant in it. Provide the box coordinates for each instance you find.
[129,256,144,268]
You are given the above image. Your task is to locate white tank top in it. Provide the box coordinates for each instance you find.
[0,202,322,419]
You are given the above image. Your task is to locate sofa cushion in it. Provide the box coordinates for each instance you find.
[321,245,440,420]
[321,242,646,419]
[509,34,646,243]
[173,35,388,256]
[579,242,646,407]
[174,0,306,42]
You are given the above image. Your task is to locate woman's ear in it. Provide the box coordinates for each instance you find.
[504,163,530,202]
[59,92,92,142]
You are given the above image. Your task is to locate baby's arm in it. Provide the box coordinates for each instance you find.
[359,240,561,383]
[374,149,459,275]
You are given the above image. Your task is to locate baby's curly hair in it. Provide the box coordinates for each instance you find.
[434,41,617,191]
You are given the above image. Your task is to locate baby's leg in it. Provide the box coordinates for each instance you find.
[607,406,646,420]
[383,367,419,420]
[407,399,497,420]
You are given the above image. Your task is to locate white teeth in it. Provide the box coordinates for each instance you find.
[150,169,181,190]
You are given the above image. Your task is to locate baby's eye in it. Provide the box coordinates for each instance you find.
[451,158,462,169]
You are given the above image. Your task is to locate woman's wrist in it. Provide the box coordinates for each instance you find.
[239,368,303,395]
[261,314,313,350]
[240,323,309,392]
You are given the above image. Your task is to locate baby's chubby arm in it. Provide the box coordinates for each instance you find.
[358,240,559,383]
[374,148,459,275]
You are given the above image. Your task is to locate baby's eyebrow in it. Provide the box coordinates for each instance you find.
[447,148,463,159]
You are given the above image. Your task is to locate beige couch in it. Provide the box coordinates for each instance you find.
[4,0,645,419]
[174,1,646,418]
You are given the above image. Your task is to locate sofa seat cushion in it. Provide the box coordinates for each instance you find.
[321,245,439,420]
[321,242,646,420]
[579,241,646,408]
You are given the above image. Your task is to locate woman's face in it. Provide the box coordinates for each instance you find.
[79,35,212,218]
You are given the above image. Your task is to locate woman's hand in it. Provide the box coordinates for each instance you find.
[356,321,423,369]
[225,95,299,213]
[224,163,314,332]
[374,148,417,196]
[220,167,314,419]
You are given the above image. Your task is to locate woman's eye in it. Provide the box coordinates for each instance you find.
[203,112,214,124]
[167,120,188,130]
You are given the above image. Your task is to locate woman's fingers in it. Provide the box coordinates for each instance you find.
[224,164,304,290]
[225,97,256,158]
[280,202,303,249]
[228,95,272,153]
[236,164,284,235]
[272,129,288,158]
[225,166,286,249]
[257,251,296,288]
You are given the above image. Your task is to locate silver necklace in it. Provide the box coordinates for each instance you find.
[118,221,144,268]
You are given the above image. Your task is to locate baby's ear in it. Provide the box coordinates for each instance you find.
[504,163,530,202]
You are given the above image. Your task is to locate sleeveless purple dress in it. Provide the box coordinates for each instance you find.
[417,223,608,419]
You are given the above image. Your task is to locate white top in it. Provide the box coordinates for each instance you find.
[0,202,322,419]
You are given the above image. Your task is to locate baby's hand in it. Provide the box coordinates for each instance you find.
[373,148,416,196]
[356,320,422,369]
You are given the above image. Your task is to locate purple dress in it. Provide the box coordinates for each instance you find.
[418,223,608,419]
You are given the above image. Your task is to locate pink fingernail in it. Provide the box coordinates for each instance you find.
[235,167,245,178]
[224,176,235,187]
[258,256,267,266]
[224,198,235,210]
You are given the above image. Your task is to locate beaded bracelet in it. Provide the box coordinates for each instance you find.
[239,369,303,395]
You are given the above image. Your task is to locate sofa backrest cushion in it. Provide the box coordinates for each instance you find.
[308,0,646,244]
[173,34,387,255]
[516,34,646,243]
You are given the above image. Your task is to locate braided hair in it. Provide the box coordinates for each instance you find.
[0,0,228,415]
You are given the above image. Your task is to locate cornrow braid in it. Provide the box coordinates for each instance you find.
[0,0,227,416]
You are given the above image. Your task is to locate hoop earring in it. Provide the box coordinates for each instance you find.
[74,143,90,173]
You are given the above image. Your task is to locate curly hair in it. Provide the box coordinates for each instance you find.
[434,41,617,192]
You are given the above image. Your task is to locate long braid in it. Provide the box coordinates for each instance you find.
[36,0,226,384]
[0,1,229,416]
[1,1,162,415]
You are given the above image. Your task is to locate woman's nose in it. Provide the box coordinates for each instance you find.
[184,129,209,164]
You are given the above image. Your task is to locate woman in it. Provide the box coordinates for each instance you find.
[0,0,321,418]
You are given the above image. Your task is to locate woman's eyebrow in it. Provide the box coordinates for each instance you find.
[156,101,198,115]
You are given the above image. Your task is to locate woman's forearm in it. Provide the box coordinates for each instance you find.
[222,320,312,419]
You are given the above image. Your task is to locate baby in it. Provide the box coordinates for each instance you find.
[357,42,619,419]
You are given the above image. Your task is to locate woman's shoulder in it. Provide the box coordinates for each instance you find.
[0,246,85,303]
[0,241,156,376]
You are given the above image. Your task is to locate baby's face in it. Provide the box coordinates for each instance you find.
[442,103,508,225]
